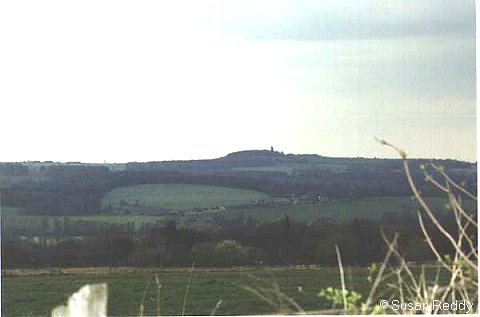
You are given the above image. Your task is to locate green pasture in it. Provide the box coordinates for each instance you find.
[1,265,450,316]
[216,196,474,224]
[3,196,476,234]
[1,209,167,231]
[101,183,270,211]
[1,267,371,316]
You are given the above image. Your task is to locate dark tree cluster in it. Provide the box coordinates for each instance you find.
[3,213,474,269]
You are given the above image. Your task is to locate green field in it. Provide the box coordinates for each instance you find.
[215,196,473,224]
[101,183,270,211]
[1,267,374,316]
[1,266,449,316]
[1,209,166,231]
[4,196,475,234]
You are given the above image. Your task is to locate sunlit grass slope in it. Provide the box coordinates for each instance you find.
[101,183,270,211]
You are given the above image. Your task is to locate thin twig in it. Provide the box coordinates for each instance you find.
[210,300,223,316]
[181,262,195,316]
[364,232,398,311]
[138,276,151,317]
[430,163,477,201]
[376,138,477,270]
[335,245,348,312]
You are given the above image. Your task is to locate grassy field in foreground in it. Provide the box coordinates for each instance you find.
[1,267,370,316]
[101,183,270,211]
[1,266,447,316]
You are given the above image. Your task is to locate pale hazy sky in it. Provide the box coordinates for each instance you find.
[0,0,476,162]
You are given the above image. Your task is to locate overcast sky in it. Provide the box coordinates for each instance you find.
[0,0,476,162]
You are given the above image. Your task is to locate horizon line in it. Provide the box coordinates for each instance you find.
[0,149,476,165]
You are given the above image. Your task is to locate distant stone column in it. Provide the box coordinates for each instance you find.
[51,283,108,317]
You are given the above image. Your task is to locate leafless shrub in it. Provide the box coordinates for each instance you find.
[363,138,478,314]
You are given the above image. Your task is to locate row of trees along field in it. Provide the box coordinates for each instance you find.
[2,212,472,268]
